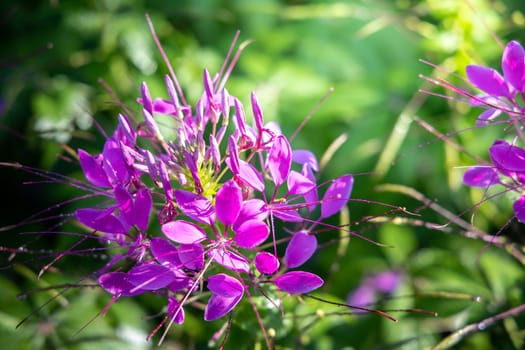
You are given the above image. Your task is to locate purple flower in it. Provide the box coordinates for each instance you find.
[463,139,525,223]
[423,40,525,126]
[6,27,367,347]
[347,270,402,310]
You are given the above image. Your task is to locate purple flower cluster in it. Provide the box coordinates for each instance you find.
[73,41,354,339]
[446,40,525,223]
[464,40,525,126]
[463,140,525,222]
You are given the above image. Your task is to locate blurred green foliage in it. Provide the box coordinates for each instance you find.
[2,0,525,349]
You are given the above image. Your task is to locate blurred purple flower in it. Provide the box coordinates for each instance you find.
[347,270,402,311]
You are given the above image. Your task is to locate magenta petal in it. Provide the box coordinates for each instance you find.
[207,273,244,297]
[227,136,240,174]
[476,108,502,126]
[204,274,244,321]
[98,272,145,297]
[114,186,134,225]
[292,149,319,172]
[234,220,269,248]
[209,248,250,273]
[251,92,265,132]
[127,263,175,291]
[204,293,243,321]
[272,205,304,222]
[133,188,152,230]
[489,140,525,174]
[255,252,280,275]
[103,140,129,184]
[162,220,206,244]
[233,199,268,231]
[167,297,185,324]
[347,285,376,308]
[267,135,292,187]
[321,174,354,219]
[370,271,402,293]
[216,180,242,226]
[152,98,177,115]
[285,232,318,268]
[502,40,525,92]
[75,208,126,234]
[174,190,215,224]
[237,159,265,192]
[287,170,316,195]
[466,65,511,97]
[117,114,136,145]
[302,164,319,212]
[150,237,181,268]
[513,196,525,223]
[178,243,204,270]
[274,271,323,294]
[462,167,499,187]
[140,82,154,114]
[78,149,111,187]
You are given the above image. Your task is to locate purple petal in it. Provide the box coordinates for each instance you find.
[347,285,376,309]
[159,161,173,202]
[133,188,152,230]
[152,98,177,115]
[233,199,268,232]
[114,186,133,224]
[302,164,319,212]
[117,114,136,145]
[462,166,499,187]
[178,243,204,270]
[227,136,240,175]
[99,272,144,297]
[140,82,154,115]
[234,97,248,137]
[207,273,244,297]
[321,174,354,219]
[162,220,206,244]
[255,252,280,275]
[267,135,292,187]
[103,139,130,185]
[204,293,242,321]
[476,108,502,126]
[272,204,304,222]
[204,274,244,321]
[75,208,126,234]
[174,190,215,224]
[167,297,185,324]
[238,160,265,192]
[78,149,111,187]
[127,263,176,291]
[251,92,264,132]
[292,150,319,172]
[370,271,402,293]
[285,232,318,268]
[502,40,525,92]
[466,65,511,98]
[168,274,193,292]
[274,271,323,294]
[287,170,316,195]
[513,196,525,223]
[234,219,269,248]
[216,180,242,226]
[150,237,181,268]
[209,248,250,273]
[489,140,525,174]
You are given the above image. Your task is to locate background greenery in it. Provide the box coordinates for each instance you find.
[2,0,525,349]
